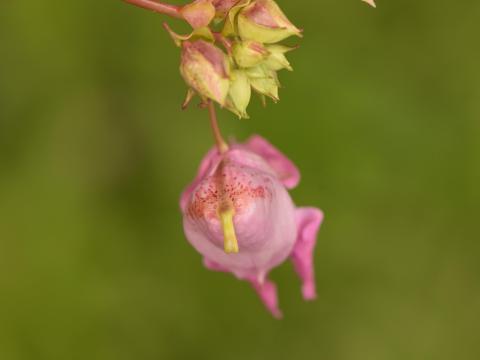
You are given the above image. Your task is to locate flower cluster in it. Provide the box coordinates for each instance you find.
[161,0,301,118]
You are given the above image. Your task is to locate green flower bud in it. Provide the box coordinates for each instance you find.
[180,40,231,105]
[232,40,270,68]
[246,64,279,101]
[225,70,251,118]
[237,0,302,43]
[264,44,295,71]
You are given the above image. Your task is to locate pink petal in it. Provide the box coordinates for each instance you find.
[245,135,300,189]
[250,277,283,319]
[203,257,228,272]
[291,207,324,300]
[180,148,221,211]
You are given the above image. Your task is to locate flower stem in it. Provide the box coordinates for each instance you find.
[207,101,228,153]
[123,0,182,19]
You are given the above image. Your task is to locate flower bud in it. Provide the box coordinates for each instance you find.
[225,69,251,118]
[237,0,302,43]
[180,0,216,29]
[264,44,294,71]
[246,64,279,101]
[232,40,269,68]
[180,40,230,105]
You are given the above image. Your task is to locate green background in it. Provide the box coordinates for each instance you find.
[1,1,479,359]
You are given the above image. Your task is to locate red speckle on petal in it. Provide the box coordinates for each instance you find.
[187,164,270,220]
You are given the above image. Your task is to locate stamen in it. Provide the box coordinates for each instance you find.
[219,207,239,254]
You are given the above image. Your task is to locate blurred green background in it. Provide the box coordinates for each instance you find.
[1,0,479,359]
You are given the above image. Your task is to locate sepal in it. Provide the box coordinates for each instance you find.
[225,69,251,118]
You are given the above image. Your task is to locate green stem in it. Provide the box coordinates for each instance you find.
[207,101,228,153]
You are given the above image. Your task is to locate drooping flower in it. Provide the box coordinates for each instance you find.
[180,135,323,318]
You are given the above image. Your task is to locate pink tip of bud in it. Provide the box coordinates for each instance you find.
[362,0,376,8]
[181,0,216,28]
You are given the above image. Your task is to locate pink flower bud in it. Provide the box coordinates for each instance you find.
[237,0,302,43]
[180,0,216,29]
[180,135,323,317]
[180,40,231,105]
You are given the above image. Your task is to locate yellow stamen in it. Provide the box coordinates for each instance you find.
[219,207,239,254]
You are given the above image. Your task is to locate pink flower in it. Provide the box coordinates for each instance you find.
[180,135,323,318]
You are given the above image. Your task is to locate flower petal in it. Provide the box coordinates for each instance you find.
[250,277,282,318]
[245,135,300,189]
[179,148,221,211]
[291,207,324,300]
[203,257,229,272]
